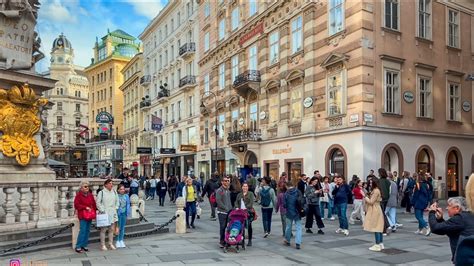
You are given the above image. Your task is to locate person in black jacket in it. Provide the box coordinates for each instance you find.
[297,174,308,207]
[157,177,168,206]
[428,197,474,263]
[202,174,220,220]
[332,175,352,236]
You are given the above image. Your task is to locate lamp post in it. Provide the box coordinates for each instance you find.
[200,91,218,175]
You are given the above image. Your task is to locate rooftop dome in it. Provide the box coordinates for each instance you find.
[52,33,72,51]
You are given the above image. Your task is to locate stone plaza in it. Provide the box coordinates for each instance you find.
[1,198,453,265]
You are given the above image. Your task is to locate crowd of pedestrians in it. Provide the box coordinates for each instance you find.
[73,166,474,265]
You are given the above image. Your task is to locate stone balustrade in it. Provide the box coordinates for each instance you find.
[0,179,119,233]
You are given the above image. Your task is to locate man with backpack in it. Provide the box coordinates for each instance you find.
[259,176,276,238]
[202,174,220,220]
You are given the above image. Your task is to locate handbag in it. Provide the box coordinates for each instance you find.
[82,209,96,221]
[321,192,329,202]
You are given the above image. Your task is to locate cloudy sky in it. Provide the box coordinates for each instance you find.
[35,0,167,73]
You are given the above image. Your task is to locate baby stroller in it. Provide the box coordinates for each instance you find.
[223,208,248,253]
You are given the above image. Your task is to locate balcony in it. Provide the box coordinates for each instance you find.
[156,89,170,103]
[179,42,196,59]
[232,70,261,98]
[179,75,197,92]
[139,95,151,110]
[140,75,152,86]
[227,129,262,144]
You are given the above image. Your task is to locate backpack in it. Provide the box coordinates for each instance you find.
[260,187,271,207]
[406,178,415,192]
[145,180,151,189]
[209,192,217,206]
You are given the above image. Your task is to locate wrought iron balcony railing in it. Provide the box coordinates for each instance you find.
[140,75,152,86]
[227,129,262,144]
[232,70,261,87]
[179,42,196,57]
[179,75,196,88]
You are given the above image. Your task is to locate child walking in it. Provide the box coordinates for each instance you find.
[116,184,130,248]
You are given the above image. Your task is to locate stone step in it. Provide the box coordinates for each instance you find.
[0,218,142,242]
[0,227,169,257]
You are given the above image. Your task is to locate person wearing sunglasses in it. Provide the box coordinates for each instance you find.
[74,180,97,253]
[216,176,232,248]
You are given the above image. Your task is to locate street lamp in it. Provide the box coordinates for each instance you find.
[200,91,218,175]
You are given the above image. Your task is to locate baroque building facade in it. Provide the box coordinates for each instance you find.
[43,34,89,177]
[196,0,474,198]
[85,29,140,177]
[140,0,200,178]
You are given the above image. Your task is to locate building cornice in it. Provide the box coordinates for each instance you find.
[139,0,180,40]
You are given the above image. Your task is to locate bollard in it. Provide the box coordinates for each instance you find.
[71,217,79,249]
[175,197,186,234]
[130,194,139,219]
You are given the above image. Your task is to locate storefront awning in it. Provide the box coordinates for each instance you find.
[47,158,67,167]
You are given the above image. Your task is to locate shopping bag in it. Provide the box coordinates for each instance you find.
[196,203,202,216]
[96,213,110,227]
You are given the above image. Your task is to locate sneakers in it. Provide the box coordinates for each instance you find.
[296,244,301,250]
[115,241,122,248]
[191,224,196,229]
[379,243,385,250]
[100,245,108,251]
[349,219,355,225]
[329,217,336,221]
[343,229,349,236]
[121,241,126,248]
[424,226,431,236]
[306,229,313,234]
[369,244,382,252]
[264,232,269,238]
[415,229,422,235]
[317,229,325,235]
[335,228,343,234]
[395,223,403,228]
[283,240,290,246]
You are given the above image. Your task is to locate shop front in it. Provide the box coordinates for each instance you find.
[197,150,211,182]
[140,155,152,177]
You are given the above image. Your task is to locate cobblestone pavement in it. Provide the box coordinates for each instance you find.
[1,196,452,265]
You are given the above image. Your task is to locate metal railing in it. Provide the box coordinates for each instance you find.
[179,75,196,88]
[140,75,152,86]
[233,70,261,87]
[179,42,196,56]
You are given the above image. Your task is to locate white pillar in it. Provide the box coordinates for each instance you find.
[175,197,186,234]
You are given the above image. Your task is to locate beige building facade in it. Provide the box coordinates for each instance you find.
[140,0,200,178]
[120,53,146,175]
[197,0,474,197]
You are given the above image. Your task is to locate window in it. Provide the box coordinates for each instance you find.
[76,103,80,112]
[417,76,432,118]
[204,2,210,18]
[269,94,279,124]
[231,109,239,132]
[383,69,400,114]
[249,0,258,17]
[290,88,302,121]
[204,120,209,143]
[231,8,240,31]
[231,55,239,82]
[418,0,431,39]
[249,102,258,130]
[177,101,182,120]
[56,133,63,143]
[248,45,257,70]
[218,114,225,140]
[327,71,345,116]
[219,19,226,41]
[448,83,460,121]
[384,0,399,30]
[204,74,210,94]
[57,102,63,111]
[109,87,112,98]
[75,118,81,127]
[448,10,459,48]
[187,127,197,145]
[57,116,63,126]
[329,0,344,35]
[269,31,279,64]
[171,103,175,122]
[204,32,210,51]
[189,96,194,116]
[291,16,303,54]
[219,63,225,90]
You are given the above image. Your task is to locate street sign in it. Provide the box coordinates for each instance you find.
[180,145,197,152]
[137,147,152,154]
[96,111,114,124]
[160,148,176,154]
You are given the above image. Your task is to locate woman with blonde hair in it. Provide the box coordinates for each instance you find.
[74,180,96,253]
[466,173,474,211]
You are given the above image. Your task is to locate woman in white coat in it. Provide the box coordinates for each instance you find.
[97,179,119,251]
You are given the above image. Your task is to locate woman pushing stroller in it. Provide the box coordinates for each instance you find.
[235,182,256,246]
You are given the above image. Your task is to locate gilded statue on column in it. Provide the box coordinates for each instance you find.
[0,84,48,166]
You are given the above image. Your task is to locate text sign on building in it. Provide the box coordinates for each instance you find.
[272,145,292,155]
[403,91,414,103]
[96,111,114,124]
[239,23,264,46]
[180,144,197,152]
[137,147,152,154]
[0,12,36,69]
[160,148,176,154]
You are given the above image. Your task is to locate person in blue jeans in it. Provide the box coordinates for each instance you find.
[74,180,97,253]
[332,175,352,236]
[283,182,303,249]
[320,176,335,220]
[411,174,431,236]
[259,176,276,238]
[116,184,130,248]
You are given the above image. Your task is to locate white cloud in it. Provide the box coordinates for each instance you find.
[123,0,164,19]
[39,0,78,24]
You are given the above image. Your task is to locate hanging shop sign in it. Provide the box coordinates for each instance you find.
[160,148,176,154]
[137,147,152,154]
[180,145,197,152]
[96,111,114,124]
[239,22,264,46]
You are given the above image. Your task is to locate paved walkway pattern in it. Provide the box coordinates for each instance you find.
[1,197,452,265]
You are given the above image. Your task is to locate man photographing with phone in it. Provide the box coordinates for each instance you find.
[428,197,474,264]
